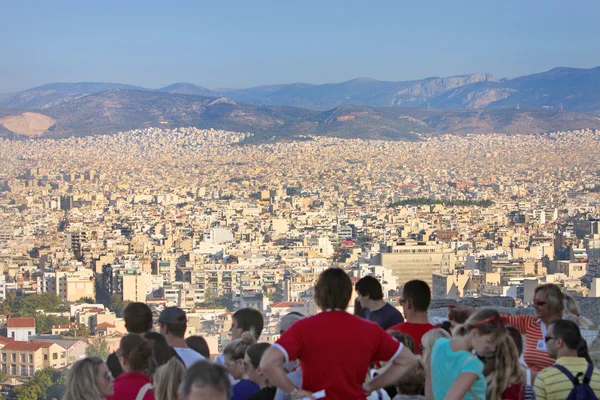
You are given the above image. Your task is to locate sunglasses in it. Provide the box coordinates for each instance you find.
[471,315,506,328]
[544,336,555,343]
[534,301,547,306]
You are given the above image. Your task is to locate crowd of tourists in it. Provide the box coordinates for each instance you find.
[60,268,600,400]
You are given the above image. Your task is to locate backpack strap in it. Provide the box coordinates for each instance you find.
[553,364,579,385]
[584,364,595,384]
[135,383,153,400]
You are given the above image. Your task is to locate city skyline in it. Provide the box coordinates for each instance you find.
[2,0,600,92]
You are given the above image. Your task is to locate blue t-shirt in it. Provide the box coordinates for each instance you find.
[231,379,260,400]
[364,303,404,330]
[430,338,486,400]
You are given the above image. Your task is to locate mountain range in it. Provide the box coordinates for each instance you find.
[1,65,600,141]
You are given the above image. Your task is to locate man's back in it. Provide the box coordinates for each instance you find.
[534,357,600,400]
[387,322,436,355]
[275,310,401,400]
[364,303,404,330]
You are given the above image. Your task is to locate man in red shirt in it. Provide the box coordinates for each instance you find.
[260,267,416,400]
[388,280,436,355]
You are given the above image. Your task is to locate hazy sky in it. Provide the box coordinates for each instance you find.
[2,0,600,92]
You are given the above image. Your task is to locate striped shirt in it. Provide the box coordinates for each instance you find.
[504,315,554,373]
[533,357,600,400]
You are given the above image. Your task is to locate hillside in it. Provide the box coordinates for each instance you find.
[4,65,600,115]
[2,90,599,141]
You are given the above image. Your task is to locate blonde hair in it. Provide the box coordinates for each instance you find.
[453,308,507,343]
[396,356,426,396]
[421,328,451,365]
[154,358,185,400]
[485,334,524,400]
[63,357,106,400]
[224,331,256,361]
[535,283,593,328]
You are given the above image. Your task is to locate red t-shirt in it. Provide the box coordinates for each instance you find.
[502,383,525,400]
[274,310,403,400]
[387,322,436,355]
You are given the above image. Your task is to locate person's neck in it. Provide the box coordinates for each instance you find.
[166,335,187,348]
[451,335,473,352]
[558,349,579,359]
[406,311,430,324]
[368,299,386,312]
[541,314,561,326]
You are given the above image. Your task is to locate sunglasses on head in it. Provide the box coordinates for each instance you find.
[471,315,506,328]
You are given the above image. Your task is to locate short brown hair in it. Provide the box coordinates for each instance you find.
[314,268,352,311]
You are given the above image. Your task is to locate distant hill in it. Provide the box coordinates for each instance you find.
[1,89,599,141]
[157,83,218,97]
[4,65,600,114]
[0,82,145,110]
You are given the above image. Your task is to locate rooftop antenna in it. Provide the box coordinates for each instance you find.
[516,103,520,110]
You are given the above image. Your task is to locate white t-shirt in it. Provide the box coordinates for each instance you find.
[174,347,205,367]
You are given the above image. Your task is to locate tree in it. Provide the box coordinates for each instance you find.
[108,295,130,318]
[86,339,110,359]
[75,297,96,305]
[0,290,17,316]
[34,315,69,335]
[17,293,67,316]
[61,324,89,338]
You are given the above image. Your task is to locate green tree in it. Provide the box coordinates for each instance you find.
[108,294,130,318]
[0,290,17,316]
[13,383,40,400]
[17,293,67,316]
[75,297,96,304]
[61,324,89,338]
[86,339,110,359]
[35,315,70,334]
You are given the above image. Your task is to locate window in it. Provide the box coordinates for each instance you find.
[52,353,58,360]
[29,366,34,376]
[44,355,48,361]
[28,331,32,337]
[11,364,16,375]
[21,366,26,376]
[61,352,66,359]
[11,353,15,362]
[10,332,14,339]
[29,354,33,363]
[20,354,25,362]
[1,353,5,362]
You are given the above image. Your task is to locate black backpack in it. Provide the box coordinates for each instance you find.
[553,364,598,400]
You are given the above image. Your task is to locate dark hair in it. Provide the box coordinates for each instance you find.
[123,302,153,334]
[438,321,452,334]
[388,331,415,353]
[144,331,176,368]
[402,280,431,312]
[120,333,153,372]
[180,360,231,399]
[246,343,271,368]
[186,336,210,358]
[314,268,352,310]
[355,276,383,300]
[507,326,523,355]
[448,306,474,325]
[232,308,264,339]
[550,319,591,363]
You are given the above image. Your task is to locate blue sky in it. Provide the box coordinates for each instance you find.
[2,0,600,92]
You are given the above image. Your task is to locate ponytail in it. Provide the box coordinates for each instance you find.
[564,293,593,329]
[576,337,594,364]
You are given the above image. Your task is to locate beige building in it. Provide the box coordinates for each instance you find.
[122,274,147,302]
[373,242,455,287]
[0,341,67,377]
